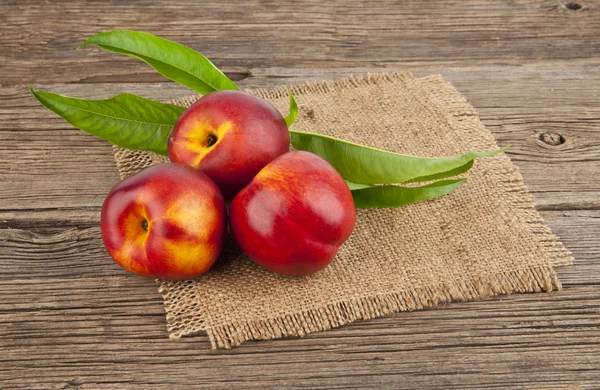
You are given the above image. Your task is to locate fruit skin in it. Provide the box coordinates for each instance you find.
[168,90,290,199]
[229,151,356,276]
[100,163,227,280]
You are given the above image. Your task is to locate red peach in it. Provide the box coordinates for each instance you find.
[168,90,290,199]
[229,151,356,276]
[101,163,227,280]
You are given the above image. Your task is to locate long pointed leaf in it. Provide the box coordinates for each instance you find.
[405,160,473,183]
[346,181,371,190]
[350,179,466,208]
[79,30,239,94]
[31,88,185,155]
[284,91,298,127]
[290,130,506,184]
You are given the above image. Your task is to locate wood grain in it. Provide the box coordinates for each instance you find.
[1,0,599,388]
[1,266,599,389]
[1,1,600,85]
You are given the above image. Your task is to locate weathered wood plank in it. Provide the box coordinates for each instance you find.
[0,262,598,389]
[2,1,600,85]
[1,210,597,281]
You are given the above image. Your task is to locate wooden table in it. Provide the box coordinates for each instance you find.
[2,1,599,388]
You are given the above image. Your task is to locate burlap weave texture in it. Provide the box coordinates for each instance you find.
[112,72,572,349]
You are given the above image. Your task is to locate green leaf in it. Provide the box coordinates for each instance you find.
[290,130,506,185]
[79,30,239,95]
[404,160,473,183]
[31,88,185,155]
[350,179,466,209]
[345,181,371,190]
[284,91,298,127]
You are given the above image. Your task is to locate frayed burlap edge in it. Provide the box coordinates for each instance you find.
[111,72,572,349]
[417,74,573,269]
[161,264,561,349]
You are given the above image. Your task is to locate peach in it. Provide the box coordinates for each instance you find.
[101,163,227,280]
[229,151,356,276]
[168,90,290,199]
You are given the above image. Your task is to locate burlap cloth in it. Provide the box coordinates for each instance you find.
[112,72,572,349]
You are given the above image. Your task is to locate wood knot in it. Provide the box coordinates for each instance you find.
[565,2,582,10]
[538,132,566,146]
